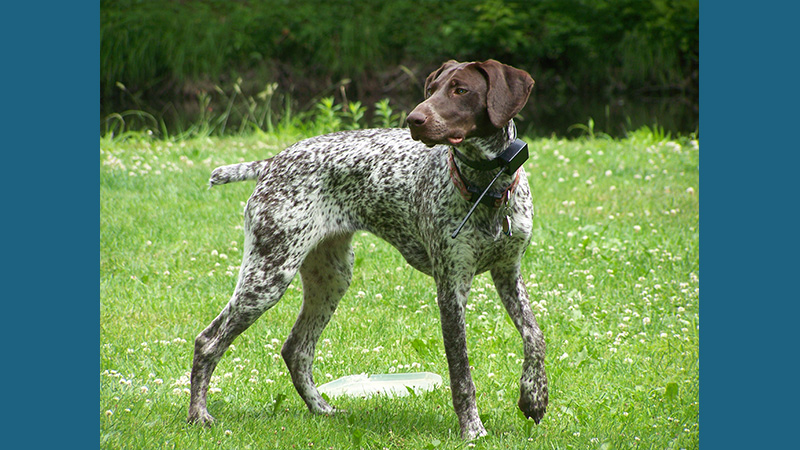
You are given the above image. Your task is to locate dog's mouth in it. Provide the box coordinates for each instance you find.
[412,133,465,147]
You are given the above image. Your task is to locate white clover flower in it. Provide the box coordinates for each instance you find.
[105,410,113,417]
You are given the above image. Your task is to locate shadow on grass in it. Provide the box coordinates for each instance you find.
[208,390,461,437]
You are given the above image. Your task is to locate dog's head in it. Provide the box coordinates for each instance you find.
[407,60,534,147]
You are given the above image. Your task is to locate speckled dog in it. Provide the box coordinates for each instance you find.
[188,59,548,439]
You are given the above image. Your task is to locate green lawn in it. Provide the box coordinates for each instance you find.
[100,127,698,449]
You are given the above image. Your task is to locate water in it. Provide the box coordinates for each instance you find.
[100,91,698,139]
[521,93,698,138]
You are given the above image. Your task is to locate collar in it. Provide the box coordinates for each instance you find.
[448,148,522,208]
[451,148,506,171]
[451,120,519,171]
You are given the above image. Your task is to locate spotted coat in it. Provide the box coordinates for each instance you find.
[188,60,548,440]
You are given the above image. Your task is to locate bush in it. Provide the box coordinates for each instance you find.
[101,0,698,134]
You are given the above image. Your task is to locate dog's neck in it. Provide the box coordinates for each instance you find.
[454,120,517,162]
[450,121,518,186]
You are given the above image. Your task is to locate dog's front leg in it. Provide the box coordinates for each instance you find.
[435,272,488,440]
[491,266,548,424]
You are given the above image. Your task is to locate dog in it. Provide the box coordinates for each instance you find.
[188,59,548,439]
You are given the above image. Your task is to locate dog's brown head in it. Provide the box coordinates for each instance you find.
[407,60,534,147]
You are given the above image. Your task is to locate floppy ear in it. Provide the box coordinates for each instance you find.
[424,60,460,96]
[475,60,534,128]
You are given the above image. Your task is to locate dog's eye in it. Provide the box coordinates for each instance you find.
[425,87,434,98]
[454,88,468,95]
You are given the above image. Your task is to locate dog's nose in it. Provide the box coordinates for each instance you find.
[407,111,427,127]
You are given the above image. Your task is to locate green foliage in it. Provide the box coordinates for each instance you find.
[311,97,343,134]
[374,98,408,129]
[101,0,698,127]
[102,85,407,140]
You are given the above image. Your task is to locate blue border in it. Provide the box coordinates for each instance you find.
[5,2,797,449]
[701,2,796,448]
[4,4,98,448]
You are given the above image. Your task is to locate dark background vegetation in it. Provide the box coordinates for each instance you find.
[101,0,698,138]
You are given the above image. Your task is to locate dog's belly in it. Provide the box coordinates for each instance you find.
[383,236,433,275]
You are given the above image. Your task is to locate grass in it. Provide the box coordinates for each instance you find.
[100,124,699,449]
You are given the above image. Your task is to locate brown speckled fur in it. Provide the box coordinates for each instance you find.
[188,60,548,440]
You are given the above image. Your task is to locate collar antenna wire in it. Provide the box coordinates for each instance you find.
[450,139,528,239]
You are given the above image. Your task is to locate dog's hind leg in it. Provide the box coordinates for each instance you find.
[188,226,305,425]
[282,233,355,415]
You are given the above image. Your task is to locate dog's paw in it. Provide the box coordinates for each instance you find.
[518,388,548,424]
[313,406,348,416]
[187,409,216,426]
[208,168,227,188]
[461,421,488,440]
[308,398,346,416]
[518,368,548,424]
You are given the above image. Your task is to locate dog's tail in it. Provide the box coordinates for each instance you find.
[208,159,271,188]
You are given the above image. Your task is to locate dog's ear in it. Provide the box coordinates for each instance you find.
[424,60,460,97]
[474,60,534,128]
